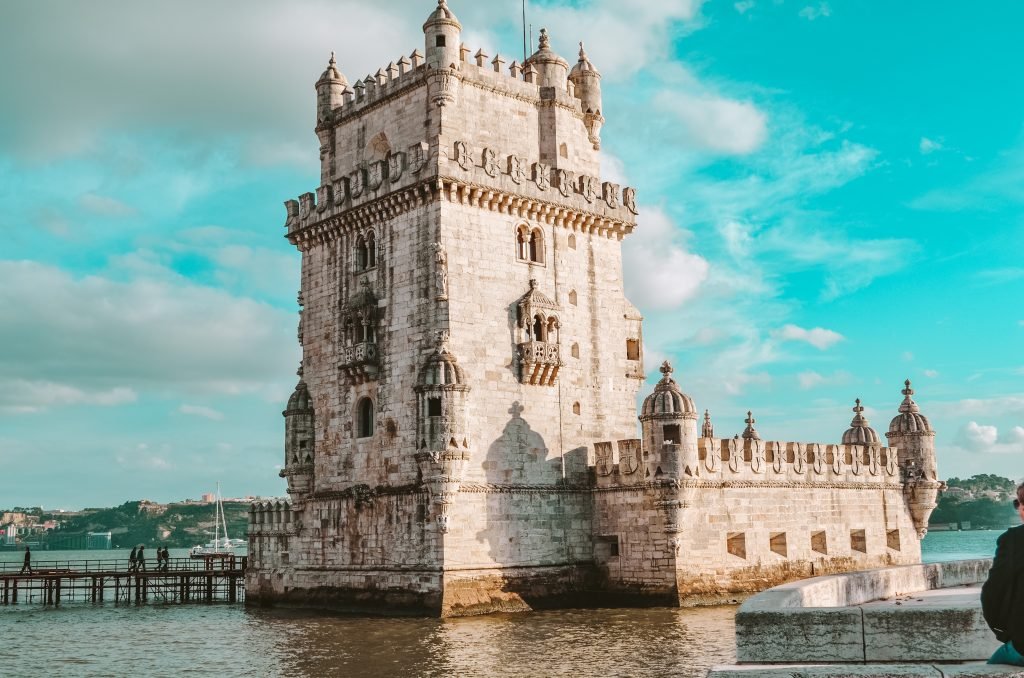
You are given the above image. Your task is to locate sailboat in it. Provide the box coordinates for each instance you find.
[189,482,237,558]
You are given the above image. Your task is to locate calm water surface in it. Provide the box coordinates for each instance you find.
[0,531,1002,677]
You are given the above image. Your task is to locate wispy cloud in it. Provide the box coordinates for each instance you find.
[773,324,844,350]
[178,404,225,421]
[956,421,1024,454]
[799,2,832,20]
[623,207,710,310]
[734,0,755,14]
[78,193,138,218]
[919,137,943,155]
[0,380,136,414]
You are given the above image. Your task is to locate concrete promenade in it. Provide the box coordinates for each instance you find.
[709,559,1024,677]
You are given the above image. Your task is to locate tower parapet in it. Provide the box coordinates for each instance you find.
[886,380,942,538]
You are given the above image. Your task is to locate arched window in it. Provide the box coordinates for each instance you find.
[572,402,581,415]
[571,343,580,359]
[516,225,529,260]
[529,229,543,264]
[532,315,545,342]
[568,290,578,306]
[355,235,368,270]
[366,231,376,268]
[567,233,576,250]
[357,398,374,438]
[546,317,559,344]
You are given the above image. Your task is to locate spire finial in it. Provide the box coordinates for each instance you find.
[659,360,673,378]
[702,409,714,438]
[579,41,586,60]
[539,27,550,49]
[853,398,864,415]
[903,379,914,397]
[329,51,336,66]
[742,411,760,440]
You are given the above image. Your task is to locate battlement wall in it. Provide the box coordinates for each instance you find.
[594,437,902,489]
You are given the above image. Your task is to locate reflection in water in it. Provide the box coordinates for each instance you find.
[0,603,735,678]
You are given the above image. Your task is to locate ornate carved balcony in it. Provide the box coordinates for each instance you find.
[517,341,561,386]
[340,341,378,384]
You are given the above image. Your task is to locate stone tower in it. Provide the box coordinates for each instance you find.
[246,1,642,615]
[886,380,942,537]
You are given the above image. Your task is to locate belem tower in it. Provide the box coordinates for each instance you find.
[247,0,944,616]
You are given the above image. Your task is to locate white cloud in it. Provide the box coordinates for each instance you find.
[773,324,844,350]
[179,404,225,421]
[653,90,767,155]
[956,422,1024,454]
[0,380,136,414]
[719,220,754,258]
[734,1,755,14]
[0,261,298,406]
[78,193,138,218]
[919,137,943,155]
[902,351,915,362]
[923,369,939,378]
[799,2,832,20]
[797,370,850,390]
[623,207,709,310]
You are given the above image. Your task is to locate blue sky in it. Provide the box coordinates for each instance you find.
[1,0,1022,509]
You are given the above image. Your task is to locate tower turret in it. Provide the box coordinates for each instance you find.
[568,42,604,150]
[525,29,569,89]
[281,377,315,499]
[842,398,880,445]
[886,379,941,538]
[640,361,698,478]
[413,331,471,534]
[315,52,348,123]
[423,0,462,70]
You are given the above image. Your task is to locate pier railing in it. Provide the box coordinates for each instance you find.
[0,555,246,575]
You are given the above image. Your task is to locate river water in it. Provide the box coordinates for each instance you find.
[0,531,1003,677]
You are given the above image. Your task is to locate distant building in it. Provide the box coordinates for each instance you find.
[3,524,15,546]
[86,532,112,550]
[201,493,216,503]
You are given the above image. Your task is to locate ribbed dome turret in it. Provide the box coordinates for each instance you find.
[842,398,880,445]
[316,52,348,89]
[888,380,933,435]
[741,411,760,440]
[525,28,569,88]
[640,361,696,420]
[423,0,461,30]
[417,333,466,387]
[285,381,312,414]
[569,41,601,81]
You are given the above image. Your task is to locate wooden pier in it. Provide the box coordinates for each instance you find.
[0,556,245,606]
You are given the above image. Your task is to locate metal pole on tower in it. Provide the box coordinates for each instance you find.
[522,0,528,62]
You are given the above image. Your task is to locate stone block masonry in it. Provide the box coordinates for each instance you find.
[247,0,943,616]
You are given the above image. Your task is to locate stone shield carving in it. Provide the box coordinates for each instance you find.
[595,442,614,477]
[453,141,471,171]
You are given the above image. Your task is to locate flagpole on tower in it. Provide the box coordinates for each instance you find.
[522,0,528,63]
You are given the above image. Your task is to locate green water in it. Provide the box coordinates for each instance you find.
[0,531,1001,677]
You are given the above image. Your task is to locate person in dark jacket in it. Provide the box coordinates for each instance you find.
[981,482,1024,666]
[20,546,31,574]
[128,546,138,572]
[136,545,147,572]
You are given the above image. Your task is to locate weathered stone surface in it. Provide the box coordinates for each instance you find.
[861,587,999,662]
[737,607,866,663]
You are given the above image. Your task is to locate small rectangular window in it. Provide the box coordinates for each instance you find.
[597,535,619,558]
[663,424,680,444]
[850,529,867,554]
[770,532,788,558]
[427,397,442,417]
[727,532,746,559]
[436,35,446,47]
[626,339,640,361]
[886,529,901,552]
[811,530,828,555]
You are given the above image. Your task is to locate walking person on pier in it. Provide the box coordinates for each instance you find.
[161,547,170,572]
[982,482,1024,667]
[155,547,164,572]
[128,546,138,572]
[136,545,146,572]
[19,546,31,574]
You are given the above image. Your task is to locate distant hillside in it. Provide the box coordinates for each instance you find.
[41,501,250,549]
[931,473,1019,529]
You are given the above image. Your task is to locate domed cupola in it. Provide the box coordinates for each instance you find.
[423,0,462,70]
[641,361,696,420]
[887,379,933,436]
[315,52,348,123]
[842,398,880,445]
[640,361,699,478]
[525,28,570,89]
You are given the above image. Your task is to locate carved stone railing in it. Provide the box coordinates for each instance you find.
[340,341,378,384]
[517,341,561,386]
